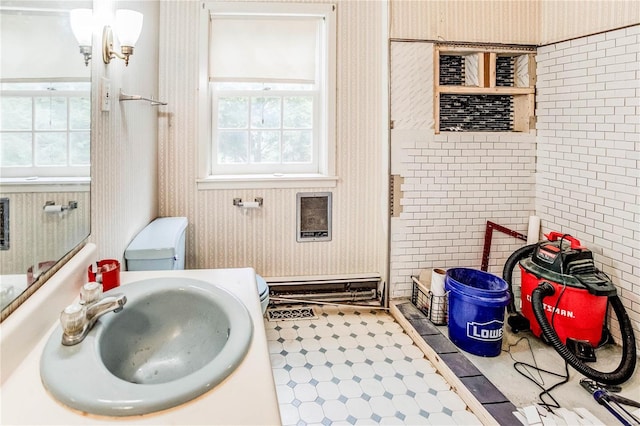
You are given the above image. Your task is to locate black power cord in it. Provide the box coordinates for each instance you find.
[503,336,570,413]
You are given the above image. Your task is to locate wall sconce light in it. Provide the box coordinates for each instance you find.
[102,10,143,66]
[70,9,94,66]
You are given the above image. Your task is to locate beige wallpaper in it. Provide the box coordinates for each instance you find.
[0,190,90,275]
[88,0,160,266]
[158,0,388,279]
[390,0,639,45]
[390,0,541,44]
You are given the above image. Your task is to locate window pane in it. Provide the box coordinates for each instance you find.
[218,131,248,164]
[69,97,91,130]
[283,130,312,163]
[218,97,248,128]
[0,97,32,130]
[0,133,32,166]
[70,132,90,165]
[251,97,281,129]
[283,96,313,128]
[35,97,67,130]
[35,132,66,165]
[251,131,280,163]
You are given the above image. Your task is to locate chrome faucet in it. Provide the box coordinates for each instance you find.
[60,282,127,346]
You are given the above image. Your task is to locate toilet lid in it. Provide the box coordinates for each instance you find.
[256,275,268,297]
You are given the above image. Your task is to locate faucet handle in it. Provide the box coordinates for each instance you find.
[60,303,87,334]
[80,282,103,304]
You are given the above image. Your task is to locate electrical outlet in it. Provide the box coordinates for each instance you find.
[101,77,111,112]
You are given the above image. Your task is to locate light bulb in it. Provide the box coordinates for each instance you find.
[114,9,143,47]
[70,9,93,46]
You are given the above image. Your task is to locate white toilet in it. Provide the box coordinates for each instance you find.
[125,217,188,271]
[125,216,269,314]
[256,274,270,314]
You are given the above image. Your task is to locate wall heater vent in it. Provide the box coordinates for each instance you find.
[297,192,332,242]
[267,273,382,305]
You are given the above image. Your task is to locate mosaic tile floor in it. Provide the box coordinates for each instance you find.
[265,305,482,425]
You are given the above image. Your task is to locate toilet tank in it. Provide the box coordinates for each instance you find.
[125,217,188,271]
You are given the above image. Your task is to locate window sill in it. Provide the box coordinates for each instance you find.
[197,174,339,190]
[0,177,90,193]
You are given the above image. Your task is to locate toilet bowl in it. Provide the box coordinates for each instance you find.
[256,275,269,314]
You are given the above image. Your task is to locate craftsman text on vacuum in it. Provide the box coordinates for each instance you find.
[526,295,576,318]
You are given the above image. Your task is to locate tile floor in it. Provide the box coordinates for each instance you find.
[264,304,482,425]
[397,302,640,425]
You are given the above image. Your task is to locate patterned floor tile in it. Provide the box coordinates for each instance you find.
[265,305,480,425]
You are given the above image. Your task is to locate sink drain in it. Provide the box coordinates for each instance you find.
[266,307,317,321]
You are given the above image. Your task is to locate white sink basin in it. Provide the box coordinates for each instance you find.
[40,277,253,416]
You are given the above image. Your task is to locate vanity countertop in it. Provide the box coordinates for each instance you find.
[0,268,281,425]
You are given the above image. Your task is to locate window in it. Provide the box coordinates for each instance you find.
[213,82,317,174]
[0,82,90,178]
[203,2,336,181]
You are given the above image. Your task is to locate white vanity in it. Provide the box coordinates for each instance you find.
[0,244,281,425]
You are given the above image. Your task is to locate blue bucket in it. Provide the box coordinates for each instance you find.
[445,268,510,357]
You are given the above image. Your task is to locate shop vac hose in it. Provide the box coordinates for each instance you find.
[503,244,537,314]
[531,282,637,385]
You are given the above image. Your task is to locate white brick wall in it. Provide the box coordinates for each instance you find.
[389,42,537,299]
[390,29,639,350]
[536,25,640,347]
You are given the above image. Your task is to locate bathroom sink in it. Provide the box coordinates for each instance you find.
[40,277,253,416]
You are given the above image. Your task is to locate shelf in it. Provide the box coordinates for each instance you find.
[437,86,535,95]
[434,44,536,133]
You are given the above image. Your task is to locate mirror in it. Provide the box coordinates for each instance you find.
[0,0,92,318]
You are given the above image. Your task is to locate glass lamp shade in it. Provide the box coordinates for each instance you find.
[114,9,143,47]
[70,9,93,46]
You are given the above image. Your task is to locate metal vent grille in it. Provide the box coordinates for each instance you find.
[266,307,317,321]
[296,192,332,242]
[267,274,382,305]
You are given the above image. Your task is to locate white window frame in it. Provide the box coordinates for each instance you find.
[198,1,337,189]
[0,87,90,179]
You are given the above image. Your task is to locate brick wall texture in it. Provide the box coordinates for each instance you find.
[390,25,639,349]
[536,25,639,345]
[389,42,536,299]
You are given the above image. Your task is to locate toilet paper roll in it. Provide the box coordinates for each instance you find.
[527,215,541,244]
[431,268,446,297]
[241,201,260,208]
[43,205,63,213]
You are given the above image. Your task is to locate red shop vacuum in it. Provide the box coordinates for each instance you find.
[503,232,636,385]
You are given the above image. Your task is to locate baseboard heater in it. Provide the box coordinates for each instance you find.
[266,273,382,305]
